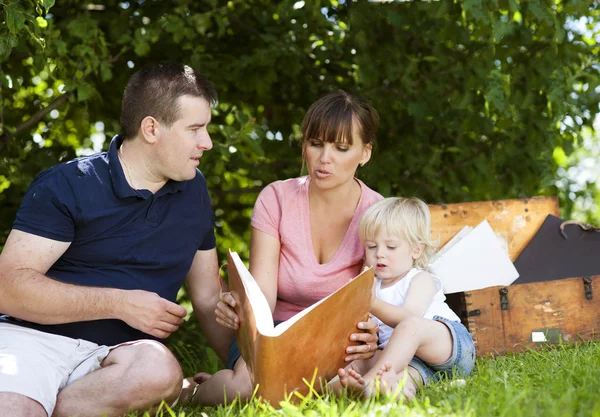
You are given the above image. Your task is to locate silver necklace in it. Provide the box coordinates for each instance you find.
[118,145,136,189]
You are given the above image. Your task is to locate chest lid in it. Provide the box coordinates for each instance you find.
[428,196,560,261]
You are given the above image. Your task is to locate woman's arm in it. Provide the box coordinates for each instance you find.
[372,271,438,328]
[249,227,280,313]
[214,227,281,329]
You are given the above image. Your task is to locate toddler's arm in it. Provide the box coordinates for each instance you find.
[372,271,438,327]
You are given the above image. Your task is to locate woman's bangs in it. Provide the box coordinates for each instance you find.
[304,106,354,145]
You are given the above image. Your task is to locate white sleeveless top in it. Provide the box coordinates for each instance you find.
[374,268,460,348]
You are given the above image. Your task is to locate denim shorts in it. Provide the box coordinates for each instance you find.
[408,315,475,385]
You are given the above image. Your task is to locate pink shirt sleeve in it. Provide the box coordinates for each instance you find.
[251,183,282,239]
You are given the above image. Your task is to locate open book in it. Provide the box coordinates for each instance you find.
[430,220,519,294]
[226,250,373,404]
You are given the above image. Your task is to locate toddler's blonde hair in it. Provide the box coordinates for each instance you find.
[358,197,438,270]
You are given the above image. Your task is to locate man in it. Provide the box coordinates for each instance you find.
[0,62,232,417]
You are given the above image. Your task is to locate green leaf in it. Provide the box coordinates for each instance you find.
[76,83,94,102]
[134,40,150,56]
[36,16,48,29]
[54,40,67,56]
[0,33,18,60]
[463,0,486,22]
[553,146,568,167]
[100,61,113,82]
[37,0,55,12]
[246,136,265,157]
[5,3,27,34]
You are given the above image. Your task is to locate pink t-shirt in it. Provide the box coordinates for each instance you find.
[251,176,383,321]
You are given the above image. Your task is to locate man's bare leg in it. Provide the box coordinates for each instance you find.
[0,393,47,417]
[52,341,183,417]
[188,357,253,405]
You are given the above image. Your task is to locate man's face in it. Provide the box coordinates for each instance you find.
[155,95,213,181]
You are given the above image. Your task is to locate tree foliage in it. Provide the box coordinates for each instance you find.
[1,0,599,264]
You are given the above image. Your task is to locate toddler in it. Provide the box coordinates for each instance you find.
[334,197,475,398]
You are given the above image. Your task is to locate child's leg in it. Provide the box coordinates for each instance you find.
[190,357,253,405]
[341,316,450,398]
[363,315,452,383]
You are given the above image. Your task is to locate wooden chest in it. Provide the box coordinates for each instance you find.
[428,196,600,357]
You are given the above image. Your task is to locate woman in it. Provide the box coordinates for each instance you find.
[191,90,383,404]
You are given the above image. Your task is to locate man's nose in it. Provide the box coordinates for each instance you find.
[198,132,213,151]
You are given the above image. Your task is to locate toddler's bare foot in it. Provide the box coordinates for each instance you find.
[375,365,421,400]
[337,367,367,397]
[375,363,402,396]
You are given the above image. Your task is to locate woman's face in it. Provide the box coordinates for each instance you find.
[303,123,372,190]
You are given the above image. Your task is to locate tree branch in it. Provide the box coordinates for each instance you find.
[0,92,71,143]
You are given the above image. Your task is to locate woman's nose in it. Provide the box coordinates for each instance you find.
[320,144,332,163]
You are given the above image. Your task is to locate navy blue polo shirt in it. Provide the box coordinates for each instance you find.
[3,135,216,346]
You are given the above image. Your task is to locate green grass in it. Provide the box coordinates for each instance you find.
[128,338,600,417]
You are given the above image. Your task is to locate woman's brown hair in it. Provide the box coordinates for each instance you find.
[301,90,379,146]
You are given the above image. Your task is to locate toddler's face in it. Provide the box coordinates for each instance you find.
[364,232,419,283]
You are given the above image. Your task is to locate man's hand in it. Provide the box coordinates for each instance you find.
[345,317,379,362]
[120,290,187,339]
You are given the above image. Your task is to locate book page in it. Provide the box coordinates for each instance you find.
[230,252,275,335]
[431,225,472,262]
[430,220,519,294]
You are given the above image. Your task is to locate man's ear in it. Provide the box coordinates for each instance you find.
[139,116,160,144]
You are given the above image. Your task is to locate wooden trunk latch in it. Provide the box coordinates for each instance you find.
[584,277,593,300]
[499,287,509,310]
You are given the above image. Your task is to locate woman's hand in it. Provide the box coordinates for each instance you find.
[215,292,239,330]
[345,316,379,362]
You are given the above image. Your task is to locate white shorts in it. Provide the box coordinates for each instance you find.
[0,322,118,417]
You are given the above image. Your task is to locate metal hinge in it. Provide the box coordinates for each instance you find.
[499,287,509,310]
[584,277,593,300]
[465,309,481,317]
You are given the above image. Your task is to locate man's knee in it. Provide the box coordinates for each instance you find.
[135,341,183,399]
[0,392,47,417]
[112,341,183,404]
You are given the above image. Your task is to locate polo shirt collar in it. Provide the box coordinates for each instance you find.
[109,135,138,199]
[108,135,187,199]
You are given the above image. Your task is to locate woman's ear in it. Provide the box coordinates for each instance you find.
[360,143,372,167]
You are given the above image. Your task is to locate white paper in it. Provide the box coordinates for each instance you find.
[430,220,520,294]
